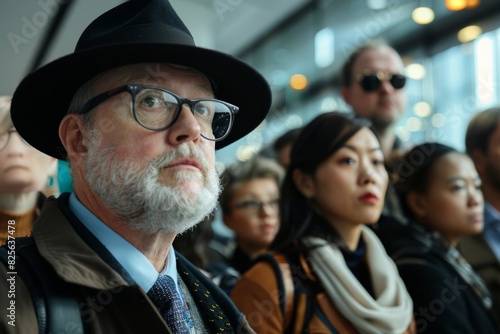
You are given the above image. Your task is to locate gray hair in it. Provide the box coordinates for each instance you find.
[219,157,284,213]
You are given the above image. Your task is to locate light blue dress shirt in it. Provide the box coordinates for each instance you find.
[68,192,181,296]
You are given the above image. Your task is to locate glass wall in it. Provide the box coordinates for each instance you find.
[403,30,499,152]
[215,3,500,166]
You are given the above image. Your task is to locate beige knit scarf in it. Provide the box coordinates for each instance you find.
[302,226,413,334]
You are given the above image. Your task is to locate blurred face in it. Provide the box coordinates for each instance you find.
[277,143,292,169]
[297,127,388,230]
[410,153,484,245]
[342,46,406,130]
[69,64,221,234]
[224,178,280,257]
[0,128,56,195]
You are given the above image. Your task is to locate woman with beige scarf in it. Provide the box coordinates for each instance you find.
[231,112,415,333]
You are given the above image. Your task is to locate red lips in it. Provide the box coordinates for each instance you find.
[468,212,484,224]
[358,192,379,204]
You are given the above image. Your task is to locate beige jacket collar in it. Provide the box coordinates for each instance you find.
[33,197,129,290]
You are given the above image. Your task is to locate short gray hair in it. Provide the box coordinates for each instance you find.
[219,157,284,213]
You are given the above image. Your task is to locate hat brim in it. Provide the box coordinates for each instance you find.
[11,43,271,160]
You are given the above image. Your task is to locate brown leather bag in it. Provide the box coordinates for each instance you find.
[272,253,357,333]
[272,252,416,334]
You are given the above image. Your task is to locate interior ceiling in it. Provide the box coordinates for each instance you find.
[2,0,500,123]
[0,0,310,97]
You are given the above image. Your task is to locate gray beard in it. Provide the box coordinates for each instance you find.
[83,135,220,235]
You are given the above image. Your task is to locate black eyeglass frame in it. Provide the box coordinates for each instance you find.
[234,199,280,215]
[356,71,407,92]
[79,84,240,141]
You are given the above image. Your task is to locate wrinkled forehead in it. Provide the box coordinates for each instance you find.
[353,47,404,74]
[92,63,214,94]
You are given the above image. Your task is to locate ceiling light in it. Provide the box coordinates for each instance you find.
[445,0,481,11]
[406,117,422,132]
[475,36,494,105]
[445,0,467,11]
[406,63,426,80]
[315,28,335,68]
[413,101,432,117]
[457,25,482,43]
[290,74,308,91]
[467,0,480,8]
[412,7,435,24]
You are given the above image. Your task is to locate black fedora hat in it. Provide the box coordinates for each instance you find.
[11,0,271,160]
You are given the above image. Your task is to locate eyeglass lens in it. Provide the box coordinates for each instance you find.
[358,73,406,92]
[132,87,233,141]
[80,85,237,142]
[235,199,280,214]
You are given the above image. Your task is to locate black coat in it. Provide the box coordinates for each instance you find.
[377,222,499,334]
[0,193,254,334]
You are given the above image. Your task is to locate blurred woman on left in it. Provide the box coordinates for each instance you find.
[0,96,58,244]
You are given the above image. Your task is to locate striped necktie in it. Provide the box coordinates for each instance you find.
[147,275,191,333]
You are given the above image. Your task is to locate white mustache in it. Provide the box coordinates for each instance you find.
[151,143,208,174]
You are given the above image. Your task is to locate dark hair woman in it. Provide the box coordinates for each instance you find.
[231,111,415,334]
[378,142,499,333]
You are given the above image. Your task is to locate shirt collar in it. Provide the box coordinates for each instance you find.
[68,192,179,293]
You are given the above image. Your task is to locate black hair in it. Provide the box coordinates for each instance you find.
[465,107,500,156]
[273,127,302,153]
[270,111,372,251]
[393,142,457,218]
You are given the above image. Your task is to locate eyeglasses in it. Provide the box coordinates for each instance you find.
[79,84,239,141]
[234,199,280,215]
[0,129,29,151]
[356,72,406,92]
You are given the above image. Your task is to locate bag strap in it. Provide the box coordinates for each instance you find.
[255,252,316,334]
[0,237,84,334]
[272,253,295,330]
[281,253,348,333]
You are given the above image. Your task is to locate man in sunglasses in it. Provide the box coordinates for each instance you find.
[341,40,408,160]
[0,0,270,333]
[341,40,411,233]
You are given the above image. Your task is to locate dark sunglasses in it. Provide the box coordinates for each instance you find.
[356,72,406,92]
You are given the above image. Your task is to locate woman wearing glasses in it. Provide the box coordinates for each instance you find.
[0,96,58,244]
[212,157,284,293]
[231,112,415,333]
[378,143,499,333]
